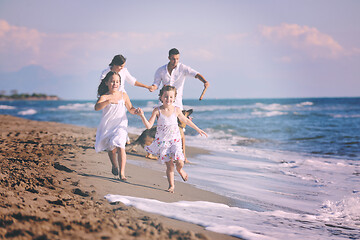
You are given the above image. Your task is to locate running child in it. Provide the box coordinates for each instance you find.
[95,71,139,181]
[137,85,207,193]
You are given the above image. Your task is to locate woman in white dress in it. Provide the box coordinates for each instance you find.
[95,71,138,180]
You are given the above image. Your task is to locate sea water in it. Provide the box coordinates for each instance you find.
[1,98,359,239]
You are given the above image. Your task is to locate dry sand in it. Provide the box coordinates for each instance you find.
[0,115,239,240]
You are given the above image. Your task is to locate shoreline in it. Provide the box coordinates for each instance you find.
[0,114,239,240]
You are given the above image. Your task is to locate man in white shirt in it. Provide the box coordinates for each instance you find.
[149,48,210,163]
[100,55,151,92]
[149,48,209,109]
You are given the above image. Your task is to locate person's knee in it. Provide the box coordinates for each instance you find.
[176,161,184,170]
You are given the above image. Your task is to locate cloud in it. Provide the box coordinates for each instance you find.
[187,49,215,61]
[0,19,176,73]
[276,56,292,63]
[260,23,346,59]
[0,20,43,68]
[224,33,248,43]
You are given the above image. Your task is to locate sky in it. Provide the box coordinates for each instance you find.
[0,0,359,100]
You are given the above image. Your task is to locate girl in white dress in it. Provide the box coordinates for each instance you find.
[138,85,207,193]
[95,71,138,180]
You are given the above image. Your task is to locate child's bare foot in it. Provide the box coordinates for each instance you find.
[119,174,127,181]
[167,186,175,193]
[178,169,188,182]
[146,153,158,160]
[111,166,119,176]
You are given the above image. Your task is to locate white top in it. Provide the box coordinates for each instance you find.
[145,107,184,163]
[95,93,128,152]
[100,67,137,92]
[153,63,198,109]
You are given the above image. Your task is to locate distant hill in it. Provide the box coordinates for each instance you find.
[0,64,100,100]
[0,92,60,100]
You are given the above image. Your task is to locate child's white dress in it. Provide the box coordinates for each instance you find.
[145,107,184,164]
[95,95,128,152]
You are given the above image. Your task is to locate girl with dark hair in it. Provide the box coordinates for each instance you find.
[95,71,139,180]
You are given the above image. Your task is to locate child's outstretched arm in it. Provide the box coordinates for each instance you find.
[95,95,110,111]
[176,108,208,137]
[137,108,158,129]
[124,93,137,115]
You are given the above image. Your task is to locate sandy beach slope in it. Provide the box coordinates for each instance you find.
[0,115,239,240]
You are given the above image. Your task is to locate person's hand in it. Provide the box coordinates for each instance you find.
[135,108,144,116]
[198,129,208,137]
[148,85,157,92]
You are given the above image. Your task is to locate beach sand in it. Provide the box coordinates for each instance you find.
[0,115,239,240]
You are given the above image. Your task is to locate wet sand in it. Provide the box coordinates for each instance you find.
[0,115,239,240]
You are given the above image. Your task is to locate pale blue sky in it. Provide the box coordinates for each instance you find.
[0,0,359,100]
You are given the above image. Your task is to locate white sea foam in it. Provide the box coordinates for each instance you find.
[146,100,157,107]
[184,130,359,216]
[180,101,315,121]
[319,195,360,228]
[58,102,94,110]
[105,194,360,239]
[297,101,314,106]
[251,110,288,117]
[184,101,313,113]
[0,105,16,110]
[184,104,253,112]
[332,114,360,118]
[128,126,145,135]
[255,102,292,111]
[18,109,37,115]
[104,195,276,240]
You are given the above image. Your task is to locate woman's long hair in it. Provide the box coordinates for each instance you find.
[97,71,120,97]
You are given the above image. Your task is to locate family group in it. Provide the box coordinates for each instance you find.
[94,48,209,193]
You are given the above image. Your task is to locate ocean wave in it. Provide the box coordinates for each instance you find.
[18,109,37,115]
[297,101,314,106]
[319,195,360,230]
[58,103,94,110]
[127,126,145,135]
[140,106,158,113]
[332,114,360,118]
[186,128,357,167]
[0,105,16,110]
[184,104,252,112]
[290,135,325,141]
[255,103,292,111]
[185,102,294,112]
[105,194,276,240]
[251,110,288,117]
[146,101,157,107]
[279,170,325,184]
[105,193,359,240]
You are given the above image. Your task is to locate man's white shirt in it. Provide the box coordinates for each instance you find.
[153,63,198,109]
